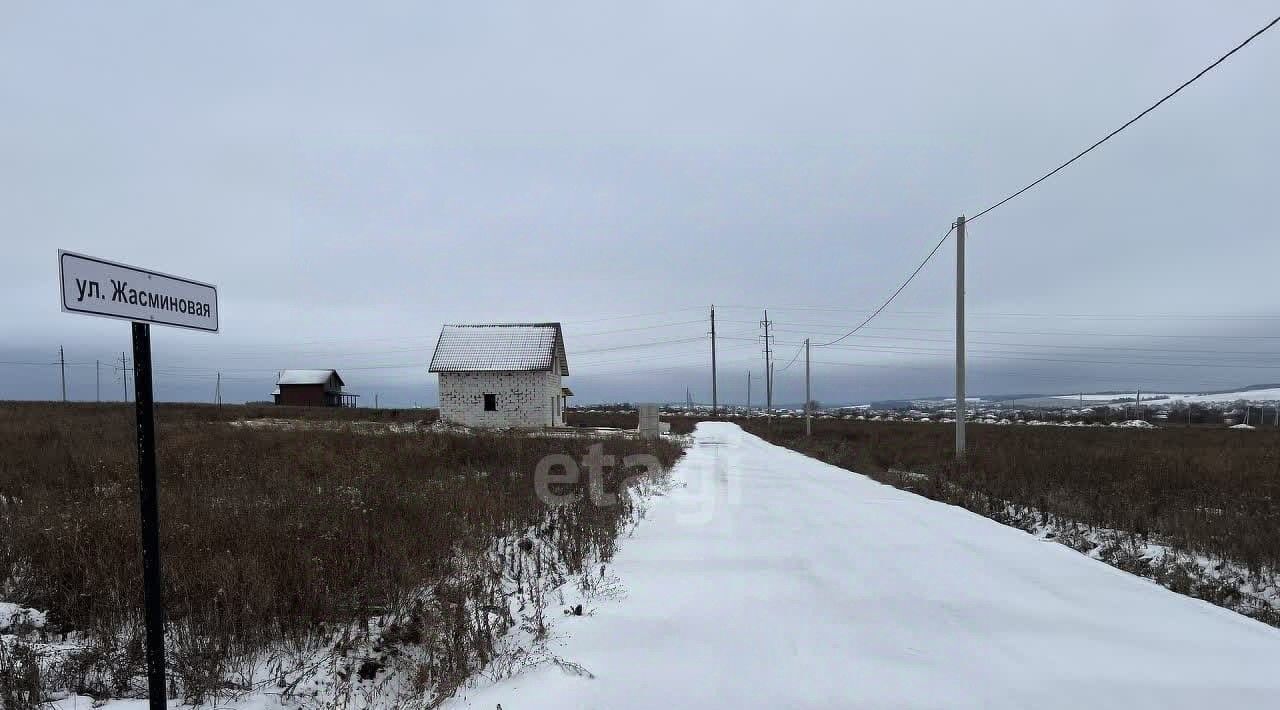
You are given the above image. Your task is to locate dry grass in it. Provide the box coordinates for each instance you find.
[565,409,701,435]
[0,402,680,705]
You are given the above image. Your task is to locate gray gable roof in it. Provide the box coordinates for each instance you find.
[276,369,344,386]
[429,323,568,374]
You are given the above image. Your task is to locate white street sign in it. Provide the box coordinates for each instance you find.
[59,250,219,332]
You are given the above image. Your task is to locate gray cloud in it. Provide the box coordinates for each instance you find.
[3,2,1278,406]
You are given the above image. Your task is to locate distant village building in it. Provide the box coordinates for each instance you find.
[272,369,358,407]
[429,323,570,429]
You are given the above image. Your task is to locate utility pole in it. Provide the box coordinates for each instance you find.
[747,371,751,412]
[1135,386,1141,420]
[375,393,379,409]
[96,360,100,402]
[761,310,773,423]
[215,373,222,407]
[59,346,67,402]
[710,305,718,417]
[955,215,966,460]
[804,338,811,437]
[769,362,774,423]
[122,351,128,402]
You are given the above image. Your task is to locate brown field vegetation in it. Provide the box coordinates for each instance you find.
[0,402,679,707]
[565,409,699,435]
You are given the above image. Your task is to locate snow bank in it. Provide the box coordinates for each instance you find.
[447,423,1280,709]
[1110,419,1155,428]
[0,602,46,633]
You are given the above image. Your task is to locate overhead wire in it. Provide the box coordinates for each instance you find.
[791,14,1280,371]
[774,341,806,373]
[811,223,957,347]
[968,13,1280,223]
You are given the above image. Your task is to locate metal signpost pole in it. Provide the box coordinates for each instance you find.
[132,323,167,709]
[59,250,219,710]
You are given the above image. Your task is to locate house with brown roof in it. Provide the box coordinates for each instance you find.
[272,369,358,407]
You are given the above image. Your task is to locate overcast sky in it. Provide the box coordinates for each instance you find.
[3,2,1279,407]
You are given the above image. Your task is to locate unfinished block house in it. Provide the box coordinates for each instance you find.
[429,323,570,429]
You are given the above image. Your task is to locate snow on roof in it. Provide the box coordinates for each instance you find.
[276,369,344,386]
[429,323,568,374]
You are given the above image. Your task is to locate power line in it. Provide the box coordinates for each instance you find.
[760,14,1280,377]
[772,323,1280,341]
[731,335,1280,368]
[775,341,806,373]
[802,342,1280,372]
[725,310,1280,322]
[969,14,1280,223]
[572,319,706,337]
[772,328,1280,357]
[575,335,709,356]
[575,343,759,370]
[812,223,957,347]
[560,307,707,325]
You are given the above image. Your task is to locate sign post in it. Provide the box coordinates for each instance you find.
[59,251,218,710]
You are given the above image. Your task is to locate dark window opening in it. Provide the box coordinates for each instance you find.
[483,393,497,411]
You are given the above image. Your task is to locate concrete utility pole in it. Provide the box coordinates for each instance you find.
[60,346,66,402]
[804,338,811,437]
[955,215,966,460]
[710,305,718,417]
[215,373,222,407]
[761,310,773,422]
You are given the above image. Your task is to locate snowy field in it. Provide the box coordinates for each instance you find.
[1138,387,1280,405]
[1055,386,1280,406]
[447,423,1280,709]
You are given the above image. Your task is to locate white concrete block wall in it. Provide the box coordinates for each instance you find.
[438,368,564,429]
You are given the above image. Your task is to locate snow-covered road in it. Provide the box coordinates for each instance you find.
[449,422,1280,709]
